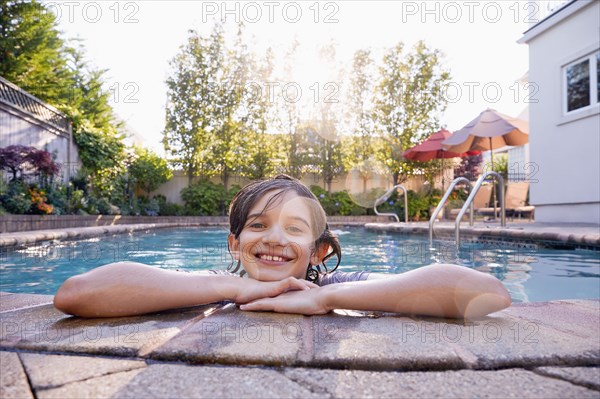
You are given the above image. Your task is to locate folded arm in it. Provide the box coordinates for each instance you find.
[240,264,512,319]
[54,262,316,318]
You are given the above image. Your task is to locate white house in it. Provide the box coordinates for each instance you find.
[518,0,600,224]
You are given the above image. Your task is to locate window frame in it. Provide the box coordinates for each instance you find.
[562,50,600,116]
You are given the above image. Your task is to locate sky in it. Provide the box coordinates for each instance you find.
[46,0,561,154]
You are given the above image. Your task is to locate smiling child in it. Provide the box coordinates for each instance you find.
[54,174,511,318]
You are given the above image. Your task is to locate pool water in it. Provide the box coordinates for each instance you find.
[1,227,599,302]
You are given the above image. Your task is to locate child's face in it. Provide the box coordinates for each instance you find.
[228,189,324,281]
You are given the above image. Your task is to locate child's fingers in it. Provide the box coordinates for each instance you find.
[281,277,316,293]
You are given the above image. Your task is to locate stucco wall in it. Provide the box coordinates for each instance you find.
[526,1,600,223]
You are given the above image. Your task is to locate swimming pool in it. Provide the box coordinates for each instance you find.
[1,227,599,302]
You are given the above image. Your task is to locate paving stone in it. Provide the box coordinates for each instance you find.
[149,304,307,366]
[0,351,34,399]
[432,302,600,369]
[534,366,600,390]
[0,302,221,357]
[37,363,325,399]
[283,367,599,398]
[20,353,146,389]
[149,301,600,371]
[0,293,54,313]
[309,312,466,370]
[507,300,600,339]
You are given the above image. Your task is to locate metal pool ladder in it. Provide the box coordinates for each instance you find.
[374,184,408,223]
[429,171,506,245]
[429,177,473,241]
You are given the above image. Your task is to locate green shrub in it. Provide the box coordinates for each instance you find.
[310,186,367,216]
[155,195,185,216]
[331,190,367,216]
[67,189,87,214]
[45,184,67,215]
[95,197,118,215]
[1,180,31,214]
[181,181,226,216]
[139,196,160,216]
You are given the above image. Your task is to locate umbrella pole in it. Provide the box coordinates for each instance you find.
[441,158,445,193]
[490,137,497,221]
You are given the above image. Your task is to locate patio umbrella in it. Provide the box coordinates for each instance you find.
[441,108,529,170]
[442,108,529,218]
[404,129,479,191]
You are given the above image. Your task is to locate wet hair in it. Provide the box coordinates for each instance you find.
[227,174,341,282]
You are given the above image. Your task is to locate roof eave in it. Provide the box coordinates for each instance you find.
[517,0,590,44]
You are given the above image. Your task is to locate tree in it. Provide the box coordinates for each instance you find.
[343,48,379,193]
[163,30,214,185]
[454,153,483,182]
[374,41,451,184]
[309,41,346,192]
[304,119,344,193]
[0,0,72,104]
[210,24,251,189]
[239,47,280,180]
[129,147,173,196]
[164,24,253,188]
[0,145,60,182]
[274,40,304,178]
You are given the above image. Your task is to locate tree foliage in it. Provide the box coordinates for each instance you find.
[343,48,379,192]
[374,41,451,184]
[0,0,71,104]
[0,145,60,181]
[129,147,173,195]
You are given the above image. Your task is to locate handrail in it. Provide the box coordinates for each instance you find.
[374,184,408,223]
[455,171,505,244]
[429,177,473,241]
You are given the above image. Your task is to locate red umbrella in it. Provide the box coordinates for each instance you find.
[404,129,479,191]
[404,129,476,161]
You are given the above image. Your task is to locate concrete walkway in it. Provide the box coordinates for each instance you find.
[1,292,599,398]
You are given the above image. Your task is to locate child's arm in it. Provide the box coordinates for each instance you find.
[240,264,512,319]
[54,262,316,318]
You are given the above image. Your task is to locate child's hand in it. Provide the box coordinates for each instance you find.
[234,277,318,305]
[239,288,329,315]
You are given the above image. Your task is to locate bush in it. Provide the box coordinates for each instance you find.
[155,195,185,216]
[181,181,226,216]
[1,180,31,214]
[45,184,67,215]
[28,187,53,214]
[310,186,367,216]
[139,196,160,216]
[376,189,432,221]
[67,189,87,214]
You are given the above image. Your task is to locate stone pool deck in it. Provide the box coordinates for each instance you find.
[1,222,599,397]
[1,293,599,398]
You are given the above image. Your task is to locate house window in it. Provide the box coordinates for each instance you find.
[564,51,600,114]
